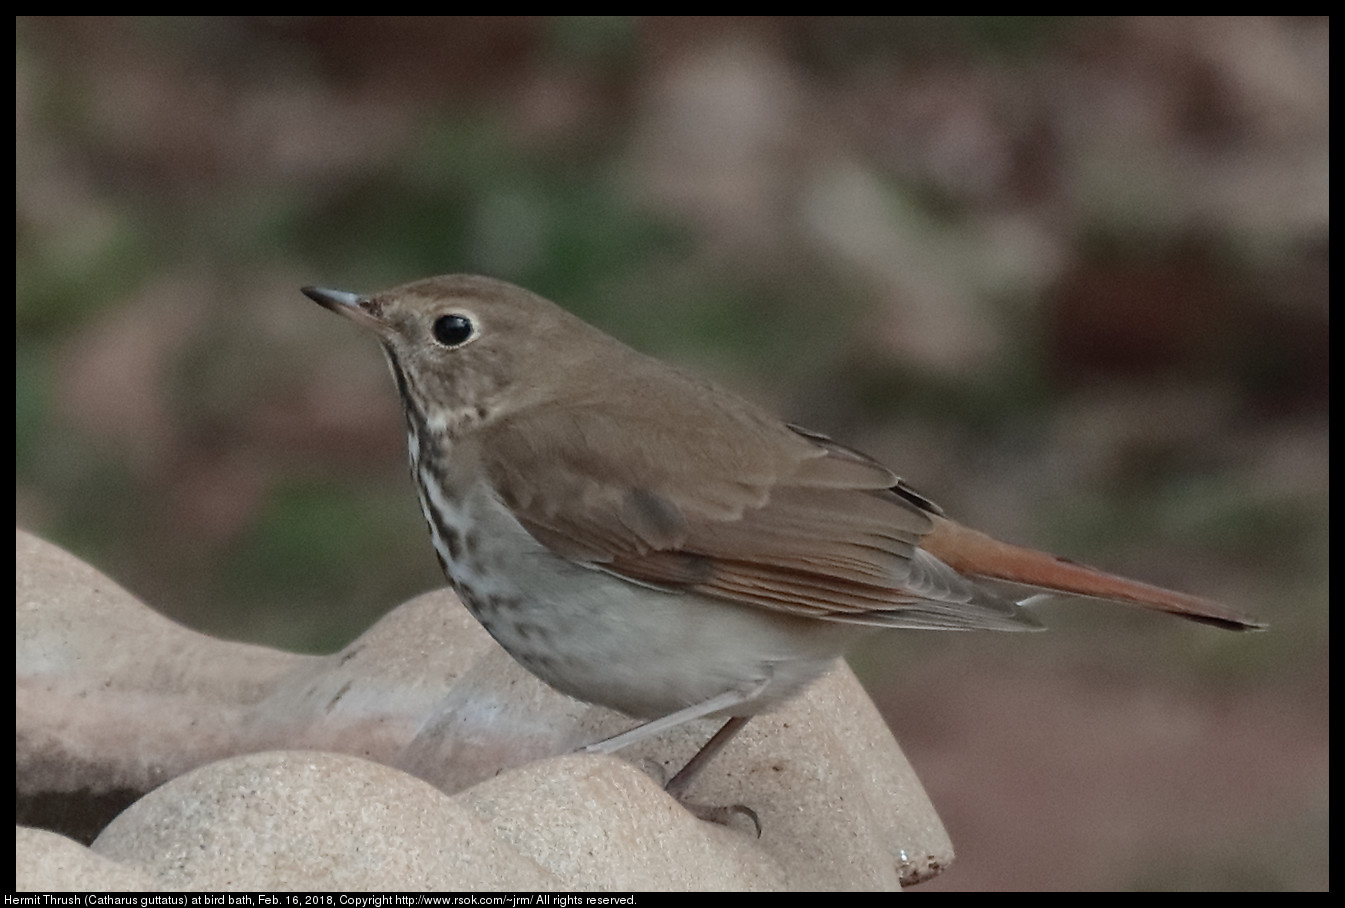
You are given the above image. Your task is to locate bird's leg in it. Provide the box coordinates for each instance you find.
[581,684,762,755]
[662,715,752,799]
[581,682,768,835]
[664,715,760,834]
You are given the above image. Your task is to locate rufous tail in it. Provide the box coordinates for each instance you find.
[922,516,1264,631]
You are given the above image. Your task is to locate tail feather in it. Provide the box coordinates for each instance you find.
[922,517,1265,631]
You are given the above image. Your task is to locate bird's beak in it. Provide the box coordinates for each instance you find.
[302,286,388,335]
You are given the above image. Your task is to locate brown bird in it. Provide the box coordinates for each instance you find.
[303,275,1262,822]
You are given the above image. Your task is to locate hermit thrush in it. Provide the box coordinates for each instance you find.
[303,275,1261,815]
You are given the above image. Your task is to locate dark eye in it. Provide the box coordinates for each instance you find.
[432,313,476,347]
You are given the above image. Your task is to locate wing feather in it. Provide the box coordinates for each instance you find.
[481,385,1039,632]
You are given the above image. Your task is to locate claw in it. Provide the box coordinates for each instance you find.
[679,798,762,837]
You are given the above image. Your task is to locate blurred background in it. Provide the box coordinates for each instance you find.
[15,17,1327,890]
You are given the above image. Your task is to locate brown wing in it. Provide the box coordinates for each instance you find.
[480,383,1037,633]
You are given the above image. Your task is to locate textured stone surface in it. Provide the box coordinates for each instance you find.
[458,754,781,890]
[91,751,558,891]
[16,528,952,890]
[16,826,159,892]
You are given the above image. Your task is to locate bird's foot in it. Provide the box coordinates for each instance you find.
[676,797,762,837]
